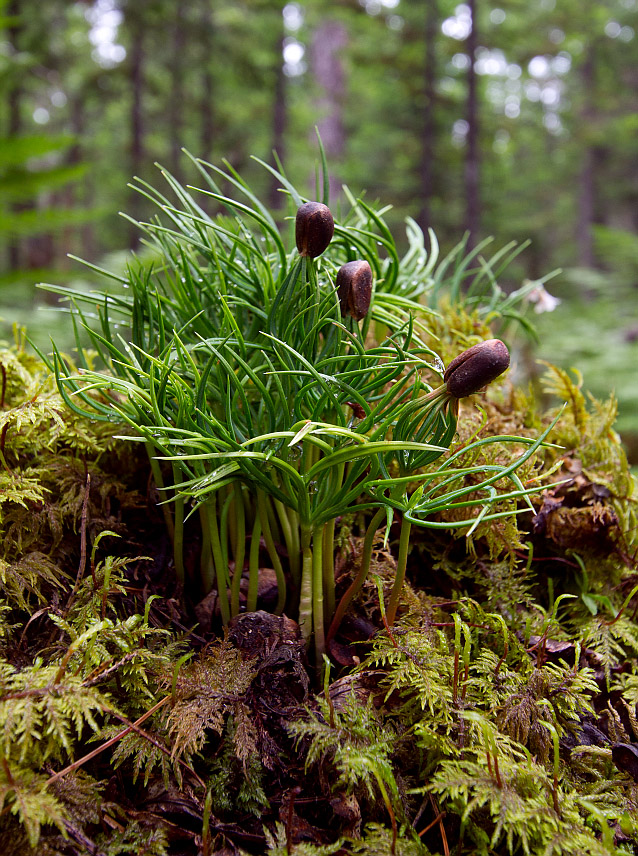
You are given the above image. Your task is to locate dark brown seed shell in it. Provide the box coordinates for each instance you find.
[444,338,510,398]
[295,202,335,258]
[336,260,373,320]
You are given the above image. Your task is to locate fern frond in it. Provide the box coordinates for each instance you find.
[163,640,256,761]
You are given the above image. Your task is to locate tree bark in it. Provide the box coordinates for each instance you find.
[6,0,23,271]
[169,0,186,180]
[464,0,480,248]
[269,21,287,210]
[418,0,438,234]
[576,48,596,268]
[6,0,21,137]
[60,95,83,267]
[129,2,145,248]
[310,19,348,202]
[199,0,214,164]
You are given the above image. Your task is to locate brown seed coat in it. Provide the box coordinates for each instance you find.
[444,338,510,398]
[336,260,373,320]
[295,202,334,258]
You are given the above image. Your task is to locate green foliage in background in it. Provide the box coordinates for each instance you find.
[534,226,638,448]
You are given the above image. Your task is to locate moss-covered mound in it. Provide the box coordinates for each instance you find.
[0,328,637,856]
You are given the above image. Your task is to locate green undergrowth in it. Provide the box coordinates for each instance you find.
[0,310,637,855]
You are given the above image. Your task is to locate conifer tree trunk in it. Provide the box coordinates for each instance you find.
[61,92,94,265]
[6,0,23,272]
[269,16,287,210]
[310,19,347,201]
[464,0,480,249]
[128,2,146,248]
[169,0,186,181]
[200,0,214,164]
[418,0,439,234]
[576,48,596,268]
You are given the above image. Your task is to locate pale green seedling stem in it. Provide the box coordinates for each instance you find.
[171,463,186,586]
[273,496,297,586]
[145,442,175,543]
[327,507,386,646]
[257,488,286,614]
[322,517,336,623]
[203,494,230,624]
[299,523,314,644]
[386,514,412,626]
[219,489,234,573]
[312,524,325,666]
[246,513,262,613]
[198,505,214,593]
[230,482,246,617]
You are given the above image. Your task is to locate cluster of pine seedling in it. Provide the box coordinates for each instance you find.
[0,152,635,854]
[41,151,550,665]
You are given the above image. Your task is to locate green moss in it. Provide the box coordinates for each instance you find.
[0,294,637,854]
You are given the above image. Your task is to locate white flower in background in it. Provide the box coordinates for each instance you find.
[524,280,561,313]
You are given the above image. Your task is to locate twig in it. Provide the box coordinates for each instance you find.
[82,652,141,687]
[45,695,171,786]
[429,794,450,856]
[417,808,447,837]
[285,786,301,855]
[106,707,206,789]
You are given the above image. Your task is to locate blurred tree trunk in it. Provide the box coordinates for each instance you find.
[6,0,22,271]
[269,15,287,210]
[25,0,70,275]
[310,19,347,201]
[169,0,185,180]
[200,0,214,163]
[62,91,94,264]
[464,0,480,249]
[128,4,146,249]
[576,48,596,268]
[418,0,438,234]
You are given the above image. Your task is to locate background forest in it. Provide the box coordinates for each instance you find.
[1,0,638,453]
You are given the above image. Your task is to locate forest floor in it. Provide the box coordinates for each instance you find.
[1,344,637,856]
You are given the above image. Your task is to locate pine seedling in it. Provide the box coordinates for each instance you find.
[42,152,551,664]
